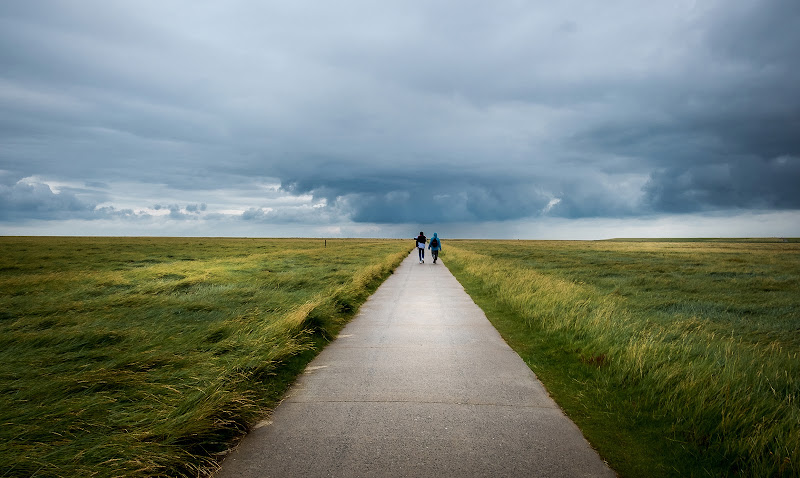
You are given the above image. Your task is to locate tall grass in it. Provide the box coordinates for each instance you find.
[0,237,410,477]
[444,240,799,477]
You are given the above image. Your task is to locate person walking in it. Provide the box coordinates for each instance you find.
[428,233,442,264]
[415,231,427,263]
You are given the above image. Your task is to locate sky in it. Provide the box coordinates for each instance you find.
[1,0,799,239]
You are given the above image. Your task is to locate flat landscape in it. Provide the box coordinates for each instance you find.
[1,237,798,477]
[0,237,410,477]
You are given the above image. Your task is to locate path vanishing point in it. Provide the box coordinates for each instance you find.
[216,251,616,477]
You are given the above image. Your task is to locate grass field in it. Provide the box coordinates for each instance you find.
[444,239,799,477]
[0,237,411,477]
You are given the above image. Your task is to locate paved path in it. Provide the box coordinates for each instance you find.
[216,251,615,477]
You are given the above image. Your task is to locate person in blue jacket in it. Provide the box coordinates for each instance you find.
[428,233,442,264]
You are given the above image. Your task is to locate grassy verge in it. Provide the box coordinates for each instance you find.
[443,240,799,477]
[0,237,411,477]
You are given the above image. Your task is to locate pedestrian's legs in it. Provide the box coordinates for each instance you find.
[418,247,424,261]
[432,250,438,263]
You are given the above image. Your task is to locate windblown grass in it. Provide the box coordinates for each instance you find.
[444,240,799,477]
[0,237,410,477]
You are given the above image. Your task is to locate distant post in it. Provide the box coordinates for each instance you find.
[325,239,327,247]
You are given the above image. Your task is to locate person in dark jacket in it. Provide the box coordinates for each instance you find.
[428,232,442,264]
[415,232,427,263]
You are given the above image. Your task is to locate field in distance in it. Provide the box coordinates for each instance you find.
[0,237,410,477]
[444,239,799,477]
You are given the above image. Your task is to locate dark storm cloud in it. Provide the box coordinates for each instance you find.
[340,183,552,224]
[643,155,800,213]
[270,0,800,222]
[279,166,557,223]
[1,0,799,230]
[549,0,800,217]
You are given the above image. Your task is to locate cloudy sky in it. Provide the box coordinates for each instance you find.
[1,0,799,239]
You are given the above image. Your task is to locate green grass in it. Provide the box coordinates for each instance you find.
[443,240,799,477]
[0,237,411,477]
[604,237,799,243]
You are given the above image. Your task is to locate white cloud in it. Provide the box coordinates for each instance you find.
[543,198,561,214]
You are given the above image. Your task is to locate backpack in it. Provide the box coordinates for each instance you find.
[430,238,439,248]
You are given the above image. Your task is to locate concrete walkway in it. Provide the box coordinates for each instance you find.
[216,251,615,477]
